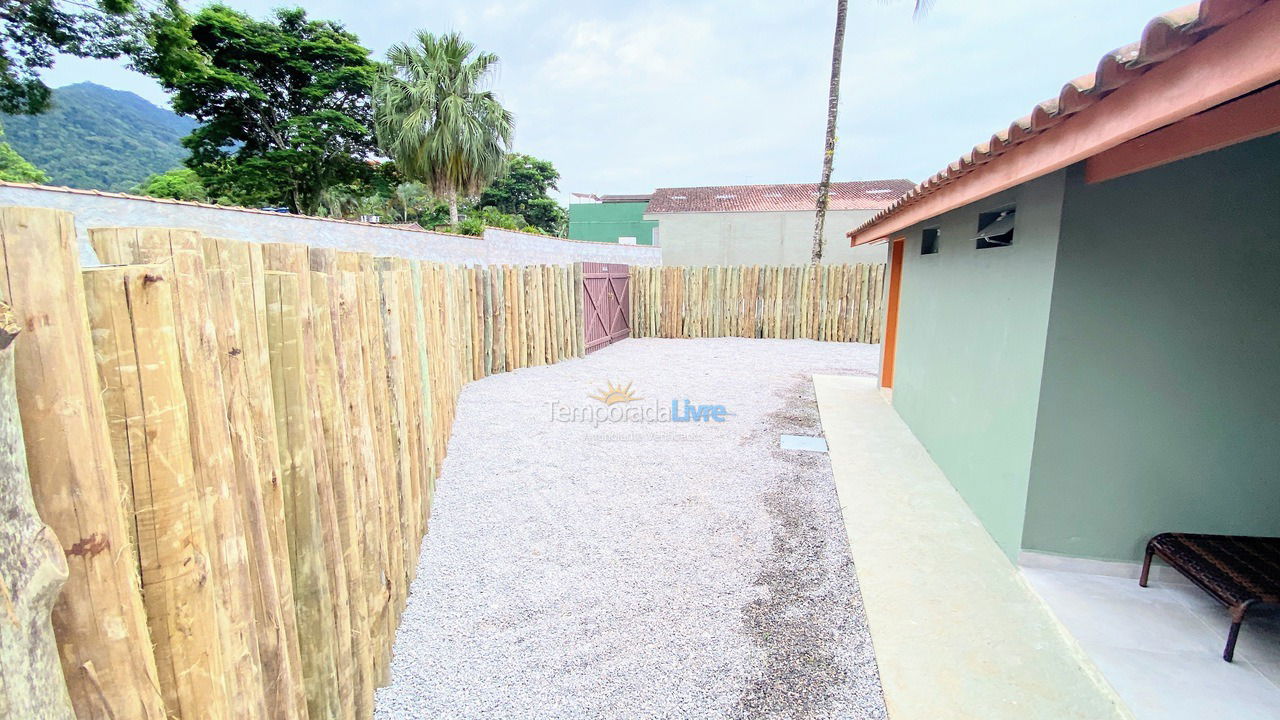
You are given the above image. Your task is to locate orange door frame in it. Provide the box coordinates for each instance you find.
[881,237,905,389]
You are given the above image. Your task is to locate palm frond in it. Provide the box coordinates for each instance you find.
[372,30,513,200]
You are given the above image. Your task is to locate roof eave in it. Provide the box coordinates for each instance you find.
[849,0,1279,247]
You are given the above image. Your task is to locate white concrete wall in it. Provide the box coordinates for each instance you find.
[646,208,886,266]
[0,183,661,267]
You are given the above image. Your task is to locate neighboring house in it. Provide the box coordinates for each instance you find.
[567,193,657,245]
[849,1,1279,563]
[644,180,914,266]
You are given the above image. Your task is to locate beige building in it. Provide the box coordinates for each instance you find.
[643,180,913,265]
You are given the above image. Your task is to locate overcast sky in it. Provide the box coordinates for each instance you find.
[43,0,1177,200]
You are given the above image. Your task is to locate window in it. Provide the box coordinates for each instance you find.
[921,227,940,255]
[974,207,1015,249]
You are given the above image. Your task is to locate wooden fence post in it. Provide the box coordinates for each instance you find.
[307,252,375,719]
[83,264,231,719]
[0,300,73,719]
[0,208,166,720]
[203,238,307,720]
[89,228,268,720]
[264,270,343,720]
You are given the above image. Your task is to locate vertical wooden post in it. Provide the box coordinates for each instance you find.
[307,253,375,719]
[0,299,74,720]
[83,264,231,719]
[338,252,395,683]
[0,209,166,720]
[375,260,415,606]
[264,270,343,720]
[90,227,268,720]
[202,238,307,720]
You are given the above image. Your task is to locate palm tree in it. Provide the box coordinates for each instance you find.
[809,0,848,264]
[810,0,933,263]
[373,31,514,225]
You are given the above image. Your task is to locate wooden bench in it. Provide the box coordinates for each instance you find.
[1140,533,1280,661]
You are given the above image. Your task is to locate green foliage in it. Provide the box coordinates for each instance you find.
[450,203,546,237]
[0,124,48,183]
[373,31,513,222]
[478,153,567,235]
[316,166,452,229]
[1,82,197,190]
[454,215,485,236]
[151,5,380,214]
[132,166,206,201]
[0,0,187,115]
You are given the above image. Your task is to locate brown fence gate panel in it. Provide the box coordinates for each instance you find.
[583,262,631,352]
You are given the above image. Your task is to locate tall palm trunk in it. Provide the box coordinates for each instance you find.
[810,0,848,264]
[448,189,459,225]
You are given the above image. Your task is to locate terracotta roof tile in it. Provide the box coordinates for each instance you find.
[647,180,914,214]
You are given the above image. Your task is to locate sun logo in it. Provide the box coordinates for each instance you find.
[590,380,641,405]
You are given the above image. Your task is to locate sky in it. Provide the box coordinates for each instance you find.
[42,0,1179,201]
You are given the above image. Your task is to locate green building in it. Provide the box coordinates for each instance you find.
[567,194,657,245]
[850,6,1280,565]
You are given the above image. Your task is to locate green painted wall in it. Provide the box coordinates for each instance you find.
[567,201,656,245]
[891,171,1066,557]
[1023,135,1280,562]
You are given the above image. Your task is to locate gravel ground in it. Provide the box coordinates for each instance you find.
[375,338,888,719]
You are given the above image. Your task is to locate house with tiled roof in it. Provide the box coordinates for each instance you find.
[640,179,913,265]
[833,0,1280,672]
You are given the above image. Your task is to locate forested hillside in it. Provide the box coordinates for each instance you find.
[1,82,195,191]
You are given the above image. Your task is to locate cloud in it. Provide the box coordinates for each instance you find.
[37,0,1185,201]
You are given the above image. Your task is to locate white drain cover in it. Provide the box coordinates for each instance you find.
[780,434,828,453]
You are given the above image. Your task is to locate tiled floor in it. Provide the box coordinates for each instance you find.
[1022,565,1280,720]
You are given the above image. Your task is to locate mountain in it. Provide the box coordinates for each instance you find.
[1,82,197,191]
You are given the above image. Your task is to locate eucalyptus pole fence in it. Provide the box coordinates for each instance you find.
[0,206,585,720]
[629,263,886,343]
[0,204,889,720]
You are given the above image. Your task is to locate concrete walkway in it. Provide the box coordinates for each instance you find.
[814,375,1131,720]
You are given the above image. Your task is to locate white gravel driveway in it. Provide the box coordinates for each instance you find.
[375,338,887,719]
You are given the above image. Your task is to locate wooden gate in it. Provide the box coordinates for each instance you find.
[582,262,631,352]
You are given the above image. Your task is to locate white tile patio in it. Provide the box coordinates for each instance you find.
[1022,564,1280,720]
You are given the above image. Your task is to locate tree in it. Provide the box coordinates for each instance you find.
[131,166,206,201]
[809,0,847,264]
[478,153,567,235]
[0,0,186,115]
[151,5,380,214]
[0,125,48,183]
[373,31,514,225]
[810,0,932,262]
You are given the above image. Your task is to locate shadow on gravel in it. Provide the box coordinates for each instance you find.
[734,371,887,720]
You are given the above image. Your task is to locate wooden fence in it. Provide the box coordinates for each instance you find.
[0,207,583,720]
[630,263,886,343]
[0,206,888,719]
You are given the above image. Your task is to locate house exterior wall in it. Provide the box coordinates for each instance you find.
[645,208,887,265]
[567,201,657,245]
[1023,135,1280,562]
[889,171,1066,557]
